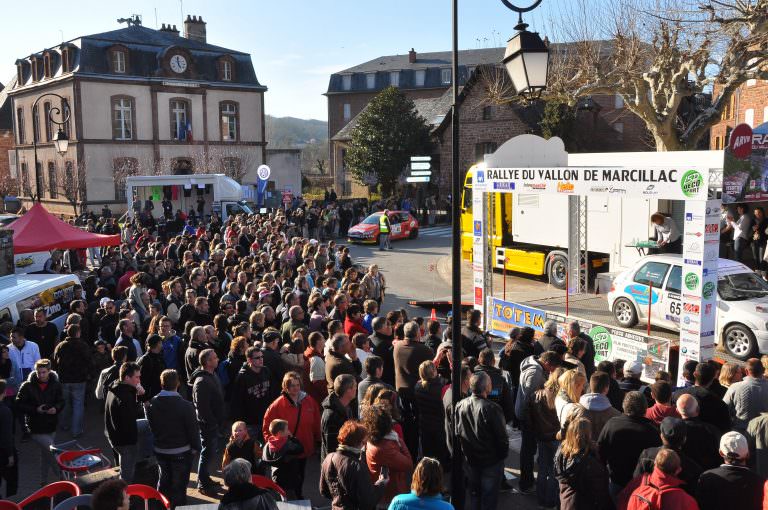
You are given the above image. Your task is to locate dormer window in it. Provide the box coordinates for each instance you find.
[43,53,53,78]
[223,60,232,81]
[31,57,40,82]
[342,75,352,91]
[61,48,71,73]
[16,63,23,85]
[366,73,376,89]
[113,50,126,73]
[441,68,451,85]
[415,70,426,87]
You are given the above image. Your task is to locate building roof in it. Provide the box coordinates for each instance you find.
[332,88,454,142]
[340,47,504,74]
[14,23,264,90]
[0,75,16,130]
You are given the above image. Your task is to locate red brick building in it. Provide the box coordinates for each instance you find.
[710,79,768,149]
[327,47,651,198]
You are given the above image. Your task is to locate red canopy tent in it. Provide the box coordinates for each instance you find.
[7,203,121,254]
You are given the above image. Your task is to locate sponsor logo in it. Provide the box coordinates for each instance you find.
[704,304,713,315]
[685,272,700,290]
[729,123,754,158]
[754,133,768,149]
[589,326,612,362]
[643,184,658,195]
[685,259,702,266]
[523,182,547,190]
[686,242,702,254]
[685,231,703,237]
[705,223,719,234]
[590,186,609,193]
[493,182,515,190]
[684,302,700,313]
[473,221,482,236]
[683,294,702,302]
[557,182,574,193]
[681,170,704,198]
[686,213,693,221]
[474,287,483,305]
[608,186,627,194]
[476,171,485,183]
[702,281,715,299]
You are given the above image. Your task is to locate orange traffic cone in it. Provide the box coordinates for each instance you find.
[430,308,437,321]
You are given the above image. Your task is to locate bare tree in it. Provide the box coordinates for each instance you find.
[188,145,260,182]
[60,159,88,215]
[483,0,768,151]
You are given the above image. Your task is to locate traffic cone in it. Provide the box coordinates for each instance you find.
[430,308,437,321]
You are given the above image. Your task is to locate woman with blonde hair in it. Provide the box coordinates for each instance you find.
[528,367,566,508]
[555,370,587,428]
[719,362,743,390]
[414,361,448,464]
[554,418,612,510]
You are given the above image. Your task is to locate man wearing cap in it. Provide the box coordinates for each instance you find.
[619,360,652,402]
[696,431,763,510]
[626,449,698,510]
[633,417,703,496]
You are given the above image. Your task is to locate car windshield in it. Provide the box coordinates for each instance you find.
[362,214,381,225]
[718,272,768,301]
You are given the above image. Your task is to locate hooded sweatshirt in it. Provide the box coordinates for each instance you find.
[579,392,621,441]
[515,355,546,421]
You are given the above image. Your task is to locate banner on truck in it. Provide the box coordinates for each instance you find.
[722,122,768,204]
[488,297,670,382]
[478,166,709,201]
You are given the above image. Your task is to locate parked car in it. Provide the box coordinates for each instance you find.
[347,211,419,244]
[607,254,768,360]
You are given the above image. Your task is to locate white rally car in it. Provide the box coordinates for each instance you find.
[607,254,768,360]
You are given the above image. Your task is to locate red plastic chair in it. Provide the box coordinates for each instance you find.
[250,475,286,501]
[0,501,20,510]
[19,481,80,510]
[125,485,170,510]
[56,449,109,480]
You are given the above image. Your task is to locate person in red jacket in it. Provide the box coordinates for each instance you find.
[344,304,369,337]
[626,448,699,510]
[261,371,320,499]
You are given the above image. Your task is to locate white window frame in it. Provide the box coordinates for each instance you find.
[366,73,376,89]
[114,98,133,140]
[170,100,188,141]
[114,51,126,74]
[745,108,755,128]
[221,103,237,141]
[222,60,232,81]
[415,69,426,87]
[390,71,399,87]
[342,74,352,90]
[343,103,351,121]
[441,68,451,85]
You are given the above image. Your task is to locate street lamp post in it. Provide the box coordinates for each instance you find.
[449,1,547,508]
[31,93,70,202]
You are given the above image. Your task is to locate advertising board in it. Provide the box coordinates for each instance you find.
[723,122,768,203]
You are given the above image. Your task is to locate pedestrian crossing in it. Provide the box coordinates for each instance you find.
[419,225,453,237]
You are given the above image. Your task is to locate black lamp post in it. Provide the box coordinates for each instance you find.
[31,93,70,202]
[449,1,546,508]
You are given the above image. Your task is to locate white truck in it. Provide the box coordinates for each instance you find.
[125,174,255,222]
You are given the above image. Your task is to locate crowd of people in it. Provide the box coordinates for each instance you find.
[6,199,768,510]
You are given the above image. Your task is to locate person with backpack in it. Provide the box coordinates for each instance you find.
[626,448,699,510]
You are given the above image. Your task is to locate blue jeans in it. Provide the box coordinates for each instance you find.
[113,419,153,483]
[157,451,194,508]
[536,440,560,507]
[198,427,221,487]
[465,459,504,510]
[379,233,391,250]
[60,382,86,436]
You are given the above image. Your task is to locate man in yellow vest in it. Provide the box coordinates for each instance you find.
[379,210,392,251]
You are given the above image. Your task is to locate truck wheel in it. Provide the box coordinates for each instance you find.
[724,324,757,361]
[613,298,638,328]
[547,253,568,289]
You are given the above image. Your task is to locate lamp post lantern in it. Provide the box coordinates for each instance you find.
[500,0,550,99]
[30,93,70,202]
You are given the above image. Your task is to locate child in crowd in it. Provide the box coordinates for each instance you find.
[222,421,263,474]
[262,419,304,499]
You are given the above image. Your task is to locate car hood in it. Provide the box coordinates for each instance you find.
[349,224,377,232]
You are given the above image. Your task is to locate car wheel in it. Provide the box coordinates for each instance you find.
[613,297,638,328]
[547,253,568,289]
[409,228,419,239]
[724,324,757,361]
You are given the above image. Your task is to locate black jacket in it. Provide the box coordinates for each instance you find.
[474,365,515,422]
[16,371,65,434]
[320,393,352,461]
[146,391,201,453]
[114,334,138,362]
[499,340,534,388]
[461,326,489,359]
[25,322,59,360]
[455,394,509,468]
[219,483,278,510]
[414,377,448,462]
[261,346,286,391]
[320,447,384,510]
[681,417,723,470]
[534,333,561,355]
[191,368,225,431]
[672,385,731,432]
[184,339,207,384]
[230,365,274,428]
[597,414,661,487]
[697,464,764,510]
[96,312,119,345]
[634,445,703,496]
[555,449,613,510]
[369,332,395,387]
[104,381,141,447]
[137,351,165,401]
[52,338,92,383]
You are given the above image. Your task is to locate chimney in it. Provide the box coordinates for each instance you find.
[159,23,180,35]
[408,48,417,64]
[184,14,207,44]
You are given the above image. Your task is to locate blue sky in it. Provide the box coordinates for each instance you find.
[0,0,567,121]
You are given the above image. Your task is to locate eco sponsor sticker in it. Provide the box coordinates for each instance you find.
[702,281,715,299]
[684,272,700,291]
[681,170,703,198]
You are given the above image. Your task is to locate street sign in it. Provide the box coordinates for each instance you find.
[410,170,432,176]
[406,176,430,183]
[257,165,271,180]
[410,156,431,162]
[411,162,431,170]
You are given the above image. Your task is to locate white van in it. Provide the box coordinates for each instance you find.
[0,273,81,332]
[607,254,768,360]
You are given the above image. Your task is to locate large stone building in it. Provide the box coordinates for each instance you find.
[0,78,14,193]
[327,47,650,198]
[10,15,269,214]
[710,79,768,150]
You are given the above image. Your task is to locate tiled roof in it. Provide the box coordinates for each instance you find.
[339,48,504,74]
